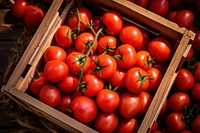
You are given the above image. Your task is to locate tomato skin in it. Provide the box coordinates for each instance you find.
[138,91,152,115]
[192,31,200,51]
[39,84,61,107]
[167,92,190,112]
[70,96,98,123]
[191,83,200,101]
[167,10,178,22]
[134,0,150,8]
[43,46,67,62]
[148,0,169,17]
[185,47,194,61]
[44,60,68,82]
[118,92,141,118]
[169,0,182,10]
[94,111,118,133]
[152,61,168,75]
[23,5,44,27]
[191,115,200,133]
[124,67,149,93]
[193,62,200,83]
[119,26,143,51]
[91,16,103,33]
[102,11,123,35]
[12,0,29,19]
[57,94,72,115]
[174,10,194,28]
[96,89,120,112]
[115,118,139,133]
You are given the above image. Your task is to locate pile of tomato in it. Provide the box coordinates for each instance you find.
[27,0,200,133]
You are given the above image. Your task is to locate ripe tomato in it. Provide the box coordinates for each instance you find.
[133,0,150,8]
[102,11,123,35]
[39,84,61,107]
[23,5,44,27]
[138,91,153,115]
[167,11,178,22]
[174,10,194,28]
[159,99,168,115]
[148,37,172,62]
[96,89,120,112]
[148,0,169,17]
[66,7,92,31]
[174,68,194,91]
[57,94,72,115]
[57,74,78,93]
[54,25,74,48]
[167,92,190,112]
[124,67,149,93]
[193,61,200,83]
[119,26,143,51]
[114,44,137,69]
[192,31,200,51]
[185,47,194,61]
[94,111,118,133]
[191,83,200,101]
[70,96,98,123]
[191,115,200,133]
[43,46,67,62]
[118,92,141,118]
[180,130,192,133]
[137,30,150,51]
[12,0,29,19]
[115,118,139,133]
[152,61,168,75]
[44,60,68,82]
[91,16,103,33]
[29,72,49,96]
[81,74,104,97]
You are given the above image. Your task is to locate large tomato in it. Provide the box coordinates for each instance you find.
[91,16,103,33]
[138,91,152,115]
[12,0,29,19]
[115,118,139,133]
[191,115,200,133]
[70,96,98,123]
[174,10,194,28]
[57,94,72,115]
[148,0,169,17]
[191,83,200,101]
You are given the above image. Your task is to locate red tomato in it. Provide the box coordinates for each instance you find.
[148,37,173,62]
[57,74,78,93]
[124,67,149,93]
[29,72,49,96]
[167,92,190,112]
[91,16,103,33]
[81,74,104,97]
[57,94,72,115]
[96,89,120,112]
[44,60,68,82]
[192,31,200,51]
[159,98,168,115]
[43,46,67,62]
[174,10,194,28]
[166,112,185,132]
[138,91,153,115]
[118,92,141,118]
[148,0,169,17]
[39,84,61,107]
[54,25,74,48]
[94,111,118,133]
[180,130,192,133]
[114,44,137,69]
[137,30,150,51]
[193,61,200,83]
[23,5,44,27]
[152,61,168,75]
[151,121,158,132]
[70,96,98,123]
[191,115,200,133]
[12,0,29,19]
[115,118,139,133]
[167,10,178,22]
[119,26,143,51]
[102,11,123,35]
[174,68,194,91]
[191,83,200,101]
[185,47,194,61]
[134,0,150,8]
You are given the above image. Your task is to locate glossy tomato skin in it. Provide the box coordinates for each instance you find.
[191,115,200,133]
[115,118,139,133]
[191,83,200,101]
[57,94,72,115]
[44,60,68,82]
[12,0,29,19]
[148,0,169,17]
[39,84,61,107]
[119,26,143,51]
[23,5,44,27]
[124,67,149,93]
[138,91,152,115]
[70,96,98,123]
[102,11,123,35]
[174,10,194,28]
[94,111,118,133]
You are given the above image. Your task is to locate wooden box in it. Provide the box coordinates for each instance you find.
[2,0,195,132]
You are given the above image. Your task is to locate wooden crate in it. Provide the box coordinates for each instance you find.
[2,0,195,132]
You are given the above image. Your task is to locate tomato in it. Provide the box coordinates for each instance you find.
[147,67,162,92]
[91,16,103,33]
[119,26,143,51]
[148,37,172,62]
[191,83,200,101]
[174,68,194,91]
[102,11,123,35]
[151,121,158,132]
[191,115,200,133]
[166,112,185,132]
[159,99,168,115]
[94,111,118,133]
[12,0,29,19]
[66,7,92,31]
[137,30,150,51]
[174,10,194,28]
[39,84,61,107]
[114,44,137,69]
[148,0,169,17]
[193,61,200,83]
[96,89,120,112]
[135,50,153,71]
[91,54,117,78]
[167,92,190,112]
[57,94,72,115]
[75,32,97,54]
[180,130,192,133]
[192,31,200,51]
[80,74,104,97]
[118,92,141,118]
[133,0,150,8]
[115,118,139,133]
[54,25,74,48]
[66,52,91,74]
[124,67,149,93]
[138,91,153,115]
[23,5,44,27]
[152,61,168,75]
[169,0,182,10]
[57,74,78,94]
[44,60,68,82]
[97,36,117,55]
[29,72,49,96]
[43,46,67,62]
[167,10,178,22]
[70,96,98,123]
[185,47,194,61]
